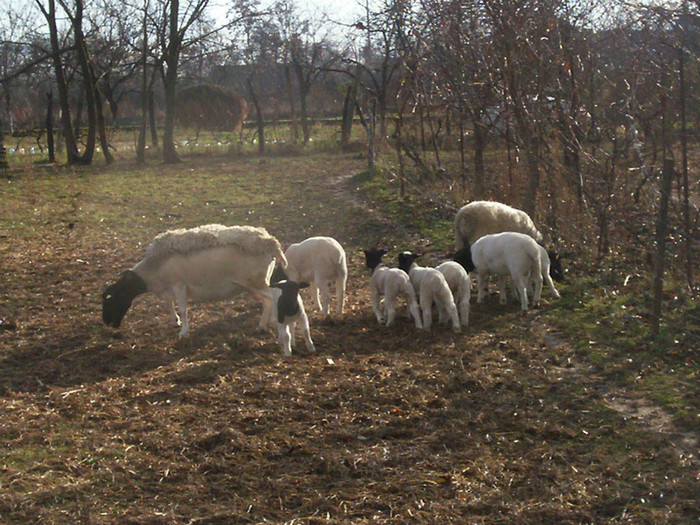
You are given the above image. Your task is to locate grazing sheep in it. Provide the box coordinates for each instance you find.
[398,251,461,332]
[363,248,423,328]
[270,280,316,357]
[273,236,347,315]
[454,232,543,311]
[102,224,287,337]
[454,200,543,250]
[435,261,471,327]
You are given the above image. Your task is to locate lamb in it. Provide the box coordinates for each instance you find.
[273,236,347,315]
[398,251,461,332]
[435,260,471,327]
[102,224,287,338]
[270,280,316,357]
[454,200,543,251]
[454,232,543,311]
[363,248,423,328]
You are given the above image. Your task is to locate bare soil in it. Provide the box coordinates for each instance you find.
[0,153,697,524]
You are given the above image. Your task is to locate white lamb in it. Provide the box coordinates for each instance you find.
[454,200,543,250]
[276,236,347,315]
[363,248,423,328]
[454,232,543,311]
[435,260,471,327]
[398,251,461,333]
[270,280,316,357]
[102,224,287,337]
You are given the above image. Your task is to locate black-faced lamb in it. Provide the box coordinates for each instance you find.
[363,248,423,328]
[398,251,461,333]
[270,280,316,357]
[102,224,287,337]
[273,236,347,315]
[435,261,471,328]
[454,200,543,251]
[454,232,543,311]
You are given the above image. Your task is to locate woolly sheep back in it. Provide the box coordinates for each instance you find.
[454,201,542,250]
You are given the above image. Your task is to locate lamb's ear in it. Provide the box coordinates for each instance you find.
[270,281,285,289]
[298,282,310,289]
[416,252,424,258]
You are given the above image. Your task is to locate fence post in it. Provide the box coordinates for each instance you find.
[651,158,674,337]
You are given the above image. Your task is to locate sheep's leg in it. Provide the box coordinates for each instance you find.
[257,288,275,329]
[299,311,316,353]
[169,302,181,326]
[498,276,508,305]
[459,294,470,327]
[371,290,385,324]
[514,276,529,311]
[476,273,487,303]
[543,273,560,299]
[277,323,293,357]
[420,292,432,331]
[437,302,447,325]
[408,298,423,329]
[317,278,331,315]
[385,294,397,326]
[532,271,543,306]
[310,281,323,312]
[173,285,189,338]
[335,275,346,315]
[445,297,461,333]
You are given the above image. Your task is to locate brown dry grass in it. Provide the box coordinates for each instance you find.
[0,152,697,524]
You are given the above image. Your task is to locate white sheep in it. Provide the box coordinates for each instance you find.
[363,248,423,328]
[270,280,316,357]
[275,236,347,315]
[454,200,543,251]
[435,260,471,327]
[398,252,461,333]
[454,232,543,311]
[102,224,287,337]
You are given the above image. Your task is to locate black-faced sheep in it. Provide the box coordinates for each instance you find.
[272,236,347,316]
[363,248,422,328]
[397,251,461,333]
[454,232,543,311]
[270,280,316,357]
[102,224,287,337]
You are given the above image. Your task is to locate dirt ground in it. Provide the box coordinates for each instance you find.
[0,153,697,524]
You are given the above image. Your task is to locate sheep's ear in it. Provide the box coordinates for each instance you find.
[270,281,285,289]
[298,282,310,289]
[416,252,424,258]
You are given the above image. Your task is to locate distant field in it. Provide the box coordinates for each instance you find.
[0,151,697,524]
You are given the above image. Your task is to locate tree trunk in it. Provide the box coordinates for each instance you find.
[247,77,265,156]
[149,90,158,147]
[42,0,79,163]
[162,0,181,163]
[472,118,486,199]
[651,158,674,336]
[284,65,299,143]
[46,91,55,163]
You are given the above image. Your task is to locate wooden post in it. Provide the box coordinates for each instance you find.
[651,158,674,337]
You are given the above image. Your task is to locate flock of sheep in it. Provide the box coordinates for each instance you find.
[102,200,564,356]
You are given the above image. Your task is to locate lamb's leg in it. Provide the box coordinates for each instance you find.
[257,288,275,329]
[514,276,529,311]
[498,276,509,305]
[408,298,423,329]
[310,281,323,312]
[532,271,544,306]
[385,294,397,326]
[173,285,189,338]
[420,292,432,331]
[317,278,331,315]
[445,297,461,333]
[299,311,316,353]
[371,290,385,324]
[277,323,293,357]
[459,294,470,327]
[335,275,346,315]
[169,302,181,326]
[476,273,487,303]
[543,273,560,299]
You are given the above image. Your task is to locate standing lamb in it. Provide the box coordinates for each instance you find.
[102,224,287,337]
[454,232,543,311]
[274,236,347,316]
[363,248,423,328]
[454,200,543,250]
[398,251,461,332]
[435,260,471,328]
[270,280,316,357]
